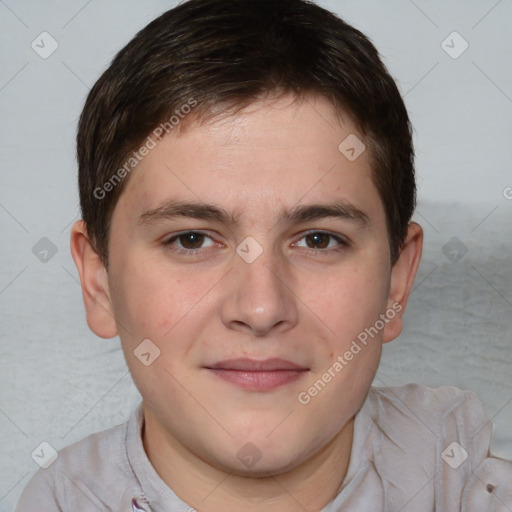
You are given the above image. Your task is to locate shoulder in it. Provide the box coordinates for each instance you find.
[368,382,486,422]
[364,383,492,467]
[16,419,131,511]
[360,383,512,511]
[366,383,490,441]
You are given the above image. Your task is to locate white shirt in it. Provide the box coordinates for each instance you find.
[16,383,512,511]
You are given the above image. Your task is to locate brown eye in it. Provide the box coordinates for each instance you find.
[305,232,331,249]
[293,231,348,253]
[177,232,205,249]
[165,231,216,252]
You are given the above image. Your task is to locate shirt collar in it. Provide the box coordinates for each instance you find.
[125,402,191,511]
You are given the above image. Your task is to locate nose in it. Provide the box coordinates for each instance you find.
[220,245,299,337]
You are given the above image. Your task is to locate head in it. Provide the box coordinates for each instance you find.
[72,0,422,478]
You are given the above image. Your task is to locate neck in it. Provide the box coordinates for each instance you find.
[142,410,354,512]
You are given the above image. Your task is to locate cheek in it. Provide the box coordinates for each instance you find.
[109,258,202,402]
[108,255,182,340]
[109,252,223,347]
[305,260,389,343]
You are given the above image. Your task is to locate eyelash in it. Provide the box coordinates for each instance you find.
[163,230,349,256]
[297,231,350,254]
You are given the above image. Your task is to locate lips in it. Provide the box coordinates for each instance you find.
[206,358,307,371]
[204,358,309,391]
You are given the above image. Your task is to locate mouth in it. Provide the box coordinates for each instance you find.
[204,358,309,391]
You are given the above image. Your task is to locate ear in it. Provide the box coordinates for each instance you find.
[382,222,423,344]
[70,220,118,339]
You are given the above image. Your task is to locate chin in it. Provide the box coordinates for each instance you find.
[230,452,305,478]
[205,434,312,478]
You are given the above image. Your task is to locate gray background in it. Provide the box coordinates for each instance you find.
[1,0,511,510]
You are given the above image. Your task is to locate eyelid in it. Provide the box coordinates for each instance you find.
[163,230,219,251]
[163,229,350,255]
[292,229,350,248]
[164,229,216,240]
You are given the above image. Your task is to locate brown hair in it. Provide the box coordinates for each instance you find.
[77,0,416,265]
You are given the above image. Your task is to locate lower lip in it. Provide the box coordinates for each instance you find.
[207,369,307,391]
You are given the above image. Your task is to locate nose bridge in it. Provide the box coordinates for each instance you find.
[221,240,298,335]
[240,248,284,301]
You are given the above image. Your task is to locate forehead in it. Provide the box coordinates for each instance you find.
[115,94,385,227]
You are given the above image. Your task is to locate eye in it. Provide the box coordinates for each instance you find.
[293,231,348,251]
[164,231,216,252]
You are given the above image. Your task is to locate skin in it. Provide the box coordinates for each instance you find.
[71,93,423,512]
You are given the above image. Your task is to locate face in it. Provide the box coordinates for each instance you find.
[86,94,409,475]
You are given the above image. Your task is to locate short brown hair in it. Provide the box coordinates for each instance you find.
[77,0,416,265]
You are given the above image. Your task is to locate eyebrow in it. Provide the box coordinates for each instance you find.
[138,201,237,225]
[138,200,370,227]
[284,202,369,226]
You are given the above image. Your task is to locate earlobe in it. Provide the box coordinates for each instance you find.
[70,220,118,339]
[382,222,423,344]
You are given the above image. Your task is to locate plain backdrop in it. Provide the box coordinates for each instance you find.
[1,0,511,510]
